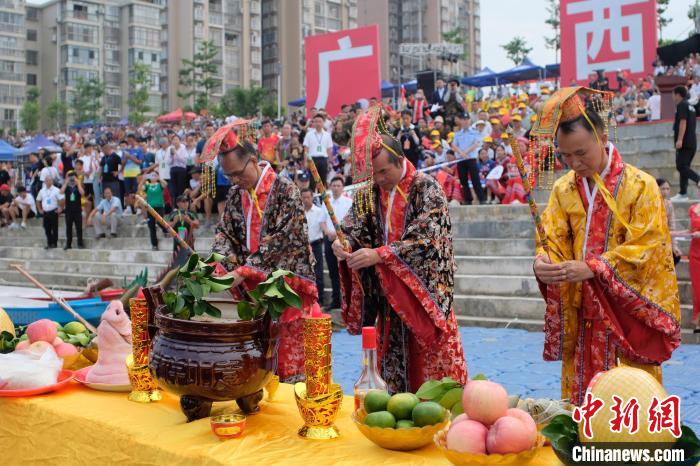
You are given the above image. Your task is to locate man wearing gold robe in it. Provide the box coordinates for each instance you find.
[532,87,681,405]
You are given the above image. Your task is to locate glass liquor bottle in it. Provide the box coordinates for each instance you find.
[353,326,388,411]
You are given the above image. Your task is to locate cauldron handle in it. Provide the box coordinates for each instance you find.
[143,285,164,340]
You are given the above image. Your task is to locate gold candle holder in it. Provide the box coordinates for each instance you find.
[303,315,332,397]
[126,354,162,402]
[295,314,340,439]
[294,382,343,439]
[127,298,161,403]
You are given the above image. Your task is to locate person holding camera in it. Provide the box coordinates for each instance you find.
[60,170,85,250]
[394,110,423,168]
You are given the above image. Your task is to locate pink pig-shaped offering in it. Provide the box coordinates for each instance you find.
[86,301,133,385]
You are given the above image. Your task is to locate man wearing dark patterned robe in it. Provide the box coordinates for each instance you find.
[204,122,317,383]
[332,106,468,392]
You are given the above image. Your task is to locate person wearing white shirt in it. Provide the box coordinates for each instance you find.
[169,134,189,200]
[302,188,326,304]
[648,91,661,121]
[320,176,353,310]
[153,138,172,183]
[89,186,123,238]
[36,176,63,248]
[39,161,59,187]
[8,185,37,229]
[303,114,334,189]
[79,145,99,216]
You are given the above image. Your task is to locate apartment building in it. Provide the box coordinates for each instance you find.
[0,0,26,130]
[357,0,481,84]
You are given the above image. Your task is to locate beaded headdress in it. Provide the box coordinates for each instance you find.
[349,104,403,215]
[199,119,256,198]
[528,86,615,188]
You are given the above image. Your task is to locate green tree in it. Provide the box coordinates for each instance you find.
[178,40,221,114]
[20,87,40,132]
[217,86,269,118]
[501,37,533,66]
[544,0,560,63]
[71,77,105,123]
[47,98,69,130]
[689,1,700,34]
[657,0,672,42]
[442,27,463,44]
[128,62,151,126]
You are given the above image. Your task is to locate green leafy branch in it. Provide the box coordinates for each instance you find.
[163,253,233,320]
[237,270,301,321]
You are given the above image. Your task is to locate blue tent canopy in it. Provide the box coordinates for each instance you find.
[544,63,560,79]
[70,120,102,130]
[461,67,499,87]
[16,135,62,156]
[496,58,543,84]
[0,139,18,161]
[288,97,306,107]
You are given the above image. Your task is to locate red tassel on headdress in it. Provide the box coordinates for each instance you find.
[200,119,251,164]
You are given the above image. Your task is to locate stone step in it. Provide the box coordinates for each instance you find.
[0,234,213,253]
[0,246,173,264]
[453,238,536,256]
[0,258,166,281]
[453,273,695,302]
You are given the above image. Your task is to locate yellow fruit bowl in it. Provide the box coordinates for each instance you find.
[434,427,545,466]
[352,409,450,451]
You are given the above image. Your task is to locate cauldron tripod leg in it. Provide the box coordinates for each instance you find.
[180,395,213,422]
[236,389,264,414]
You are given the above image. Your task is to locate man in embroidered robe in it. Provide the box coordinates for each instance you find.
[202,122,318,383]
[532,87,681,405]
[332,106,468,393]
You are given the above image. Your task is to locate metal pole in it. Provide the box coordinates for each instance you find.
[277,63,281,120]
[417,0,423,70]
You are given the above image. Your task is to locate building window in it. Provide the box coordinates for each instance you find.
[4,109,15,122]
[27,29,37,41]
[26,74,37,86]
[26,50,38,66]
[26,7,38,21]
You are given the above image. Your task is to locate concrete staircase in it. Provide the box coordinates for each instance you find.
[1,121,699,343]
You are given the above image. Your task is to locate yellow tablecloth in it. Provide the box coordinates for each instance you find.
[0,382,562,465]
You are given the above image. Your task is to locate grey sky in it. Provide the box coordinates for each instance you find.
[480,0,695,72]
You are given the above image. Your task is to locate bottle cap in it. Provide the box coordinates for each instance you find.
[362,326,376,349]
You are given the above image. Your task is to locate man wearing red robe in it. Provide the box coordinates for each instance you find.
[332,106,468,392]
[202,121,317,383]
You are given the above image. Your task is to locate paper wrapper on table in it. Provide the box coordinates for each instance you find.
[127,298,160,403]
[129,298,151,366]
[302,315,332,397]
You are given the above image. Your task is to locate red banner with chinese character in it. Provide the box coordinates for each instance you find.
[304,25,381,118]
[560,0,657,87]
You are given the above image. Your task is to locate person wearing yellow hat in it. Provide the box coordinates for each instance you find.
[510,114,526,138]
[531,87,680,406]
[518,102,527,110]
[498,108,507,116]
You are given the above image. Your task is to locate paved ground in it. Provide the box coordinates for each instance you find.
[331,327,700,432]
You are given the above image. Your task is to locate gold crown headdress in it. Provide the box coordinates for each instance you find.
[528,86,615,188]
